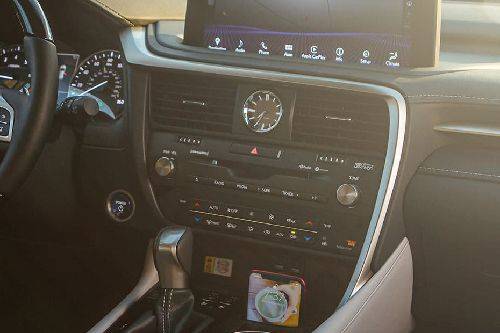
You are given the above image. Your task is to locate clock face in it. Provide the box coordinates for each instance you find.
[242,90,283,133]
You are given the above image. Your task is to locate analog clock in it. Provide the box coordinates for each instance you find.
[242,90,283,133]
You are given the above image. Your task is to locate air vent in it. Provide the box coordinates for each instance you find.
[150,73,237,133]
[293,88,390,155]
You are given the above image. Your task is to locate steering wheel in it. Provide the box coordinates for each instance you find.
[0,0,58,199]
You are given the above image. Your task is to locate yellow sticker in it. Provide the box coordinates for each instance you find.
[204,256,233,277]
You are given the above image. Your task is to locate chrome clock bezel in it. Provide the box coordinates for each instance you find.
[242,90,284,133]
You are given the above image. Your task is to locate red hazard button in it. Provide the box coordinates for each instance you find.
[230,143,282,159]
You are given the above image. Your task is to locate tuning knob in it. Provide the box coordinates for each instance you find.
[337,184,359,207]
[155,157,175,177]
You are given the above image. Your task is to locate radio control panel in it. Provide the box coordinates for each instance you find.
[149,132,384,256]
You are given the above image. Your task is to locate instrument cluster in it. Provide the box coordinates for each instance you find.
[0,45,125,120]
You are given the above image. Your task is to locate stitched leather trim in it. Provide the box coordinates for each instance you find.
[408,94,500,102]
[167,289,173,333]
[161,289,167,333]
[419,166,500,181]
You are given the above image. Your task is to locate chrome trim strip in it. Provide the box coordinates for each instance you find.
[87,241,158,333]
[120,27,406,305]
[0,96,14,143]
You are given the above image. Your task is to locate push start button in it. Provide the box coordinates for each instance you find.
[106,190,135,222]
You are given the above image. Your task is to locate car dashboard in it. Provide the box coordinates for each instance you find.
[2,0,500,332]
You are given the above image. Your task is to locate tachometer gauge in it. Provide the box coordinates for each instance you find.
[0,44,31,94]
[69,50,125,119]
[242,90,283,133]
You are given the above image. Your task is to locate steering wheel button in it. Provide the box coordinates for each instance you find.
[0,108,11,137]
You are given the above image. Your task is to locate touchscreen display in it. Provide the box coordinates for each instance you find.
[202,0,417,68]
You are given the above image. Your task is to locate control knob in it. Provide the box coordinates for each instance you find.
[155,157,175,177]
[336,184,359,207]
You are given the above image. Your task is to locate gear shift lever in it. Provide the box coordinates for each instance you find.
[154,226,193,289]
[153,227,194,333]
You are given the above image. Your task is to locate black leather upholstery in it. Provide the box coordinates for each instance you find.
[154,288,194,333]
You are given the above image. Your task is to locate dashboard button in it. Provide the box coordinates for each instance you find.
[229,182,257,192]
[189,199,207,211]
[241,222,263,235]
[301,218,318,230]
[281,215,299,227]
[230,143,283,159]
[335,239,358,254]
[191,176,212,185]
[273,228,288,240]
[256,186,278,195]
[262,211,281,224]
[206,202,224,214]
[317,235,332,249]
[189,148,211,158]
[288,229,300,242]
[178,136,201,145]
[260,226,274,238]
[279,189,300,199]
[239,207,265,221]
[301,232,317,245]
[223,220,240,232]
[301,193,328,203]
[320,221,334,232]
[317,154,346,165]
[192,214,203,225]
[211,178,227,188]
[223,205,243,217]
[203,216,224,228]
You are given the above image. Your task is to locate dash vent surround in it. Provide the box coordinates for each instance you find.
[150,73,237,133]
[292,88,390,156]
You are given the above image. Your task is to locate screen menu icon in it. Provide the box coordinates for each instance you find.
[301,45,326,61]
[258,41,270,55]
[235,40,246,53]
[208,36,227,51]
[284,44,294,57]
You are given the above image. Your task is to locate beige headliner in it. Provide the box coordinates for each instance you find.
[88,0,186,26]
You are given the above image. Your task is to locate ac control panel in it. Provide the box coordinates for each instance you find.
[149,132,384,256]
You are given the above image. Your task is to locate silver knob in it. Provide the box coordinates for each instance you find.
[155,157,175,177]
[337,184,359,206]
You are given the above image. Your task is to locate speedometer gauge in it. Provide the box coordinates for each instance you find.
[69,50,125,119]
[0,45,30,94]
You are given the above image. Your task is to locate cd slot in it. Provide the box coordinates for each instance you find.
[188,158,307,181]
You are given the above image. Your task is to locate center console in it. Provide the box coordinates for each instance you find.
[148,72,390,258]
[138,66,405,331]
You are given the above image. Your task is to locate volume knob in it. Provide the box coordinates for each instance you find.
[336,184,359,207]
[155,157,175,177]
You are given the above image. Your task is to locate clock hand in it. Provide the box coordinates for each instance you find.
[254,111,266,127]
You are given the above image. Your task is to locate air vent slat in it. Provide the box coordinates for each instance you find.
[293,88,389,155]
[150,73,236,133]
